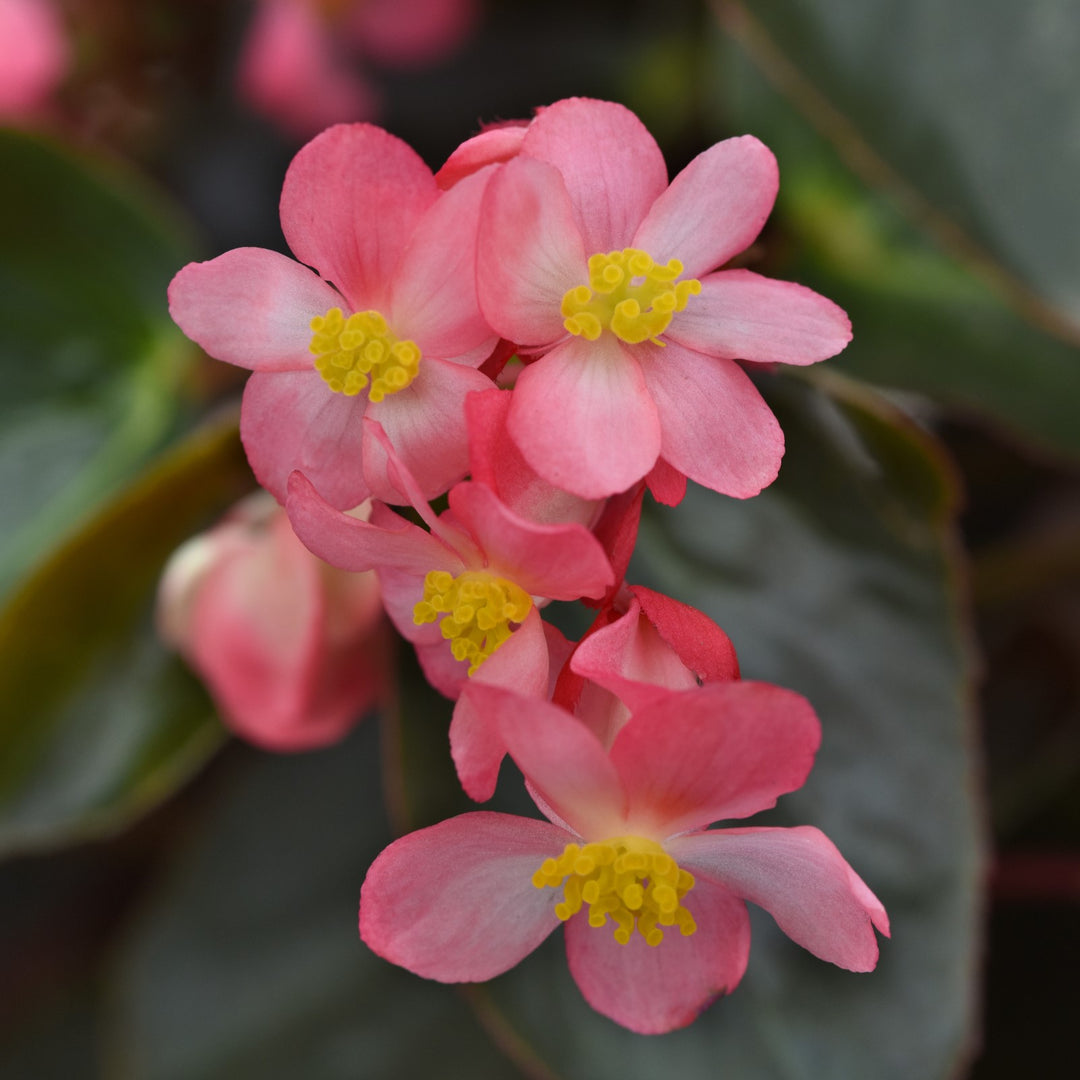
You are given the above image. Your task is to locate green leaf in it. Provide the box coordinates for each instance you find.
[709,34,1080,460]
[0,129,198,599]
[467,374,982,1079]
[107,718,525,1080]
[715,0,1080,334]
[0,416,252,856]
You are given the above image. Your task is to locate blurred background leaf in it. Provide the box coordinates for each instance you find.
[0,129,200,601]
[0,416,250,856]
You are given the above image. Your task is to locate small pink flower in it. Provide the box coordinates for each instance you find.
[169,124,498,510]
[157,492,387,751]
[360,682,888,1034]
[0,0,68,121]
[238,0,478,139]
[285,421,613,701]
[476,97,852,501]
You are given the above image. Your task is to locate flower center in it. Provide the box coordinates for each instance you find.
[532,836,697,946]
[412,570,533,675]
[309,307,420,402]
[561,248,701,346]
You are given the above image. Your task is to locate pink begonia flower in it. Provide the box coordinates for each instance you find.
[360,682,889,1035]
[0,0,68,121]
[238,0,478,139]
[475,97,853,502]
[157,492,387,752]
[169,124,498,511]
[285,420,613,702]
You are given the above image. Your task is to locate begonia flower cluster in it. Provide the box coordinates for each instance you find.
[163,97,886,1034]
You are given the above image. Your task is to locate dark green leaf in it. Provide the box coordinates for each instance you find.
[468,374,982,1079]
[0,129,199,598]
[0,417,252,856]
[108,718,524,1080]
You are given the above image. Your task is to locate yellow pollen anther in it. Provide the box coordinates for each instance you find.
[309,307,421,402]
[532,836,696,947]
[412,569,533,675]
[560,248,702,346]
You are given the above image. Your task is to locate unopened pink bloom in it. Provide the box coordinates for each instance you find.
[285,421,613,700]
[238,0,478,139]
[360,682,888,1034]
[0,0,68,121]
[169,124,498,510]
[157,492,387,751]
[477,97,852,501]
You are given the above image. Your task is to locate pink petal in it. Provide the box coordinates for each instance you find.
[450,608,551,801]
[637,339,784,499]
[0,0,68,117]
[363,358,495,503]
[447,482,613,601]
[669,826,889,971]
[168,249,341,372]
[522,98,668,254]
[436,124,528,189]
[645,456,687,506]
[630,585,740,683]
[610,681,821,836]
[285,471,460,575]
[585,482,645,607]
[563,875,751,1034]
[476,156,587,346]
[349,0,477,66]
[279,123,438,312]
[240,370,369,509]
[668,270,852,365]
[508,335,661,499]
[456,684,625,839]
[390,167,498,360]
[633,136,778,278]
[359,812,566,982]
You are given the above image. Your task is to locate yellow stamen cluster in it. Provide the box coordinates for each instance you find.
[561,248,701,346]
[412,570,533,675]
[309,307,420,402]
[532,836,697,947]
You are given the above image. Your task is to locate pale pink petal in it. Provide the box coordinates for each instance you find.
[637,339,783,499]
[610,682,821,836]
[169,249,341,372]
[476,156,586,345]
[457,684,625,839]
[436,124,528,189]
[669,826,889,971]
[285,471,460,575]
[668,270,852,365]
[237,0,376,139]
[633,136,778,278]
[241,371,369,508]
[508,335,661,499]
[363,358,494,503]
[631,585,740,683]
[522,98,668,254]
[359,812,566,981]
[0,0,68,117]
[447,482,612,601]
[450,608,551,801]
[390,167,498,359]
[279,123,438,311]
[563,876,751,1034]
[349,0,477,66]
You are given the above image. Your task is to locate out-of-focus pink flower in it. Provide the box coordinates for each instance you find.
[157,492,387,752]
[238,0,478,139]
[0,0,68,121]
[476,97,852,502]
[359,682,888,1034]
[169,124,498,510]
